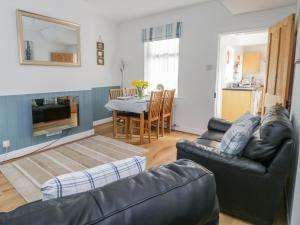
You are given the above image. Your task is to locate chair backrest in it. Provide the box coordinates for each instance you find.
[162,89,176,115]
[264,93,283,108]
[109,88,124,100]
[148,91,164,120]
[126,88,137,97]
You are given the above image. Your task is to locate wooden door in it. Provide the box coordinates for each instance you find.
[262,14,295,114]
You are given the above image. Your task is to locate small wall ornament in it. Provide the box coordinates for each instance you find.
[120,59,125,88]
[97,39,104,65]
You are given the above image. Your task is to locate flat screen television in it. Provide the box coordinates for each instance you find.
[32,96,80,136]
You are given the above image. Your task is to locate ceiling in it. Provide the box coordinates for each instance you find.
[84,0,211,21]
[84,0,297,22]
[228,31,269,46]
[219,0,296,15]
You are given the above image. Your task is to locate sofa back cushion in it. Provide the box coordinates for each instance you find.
[41,156,146,201]
[207,118,232,133]
[221,116,260,155]
[0,160,219,225]
[243,106,293,164]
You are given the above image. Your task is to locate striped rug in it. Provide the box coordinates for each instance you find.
[0,135,147,203]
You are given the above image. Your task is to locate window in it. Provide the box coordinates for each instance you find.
[144,38,179,93]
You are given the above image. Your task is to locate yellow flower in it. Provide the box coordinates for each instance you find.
[132,80,148,89]
[143,81,149,89]
[132,80,137,87]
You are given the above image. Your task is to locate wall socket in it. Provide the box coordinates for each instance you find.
[2,140,11,149]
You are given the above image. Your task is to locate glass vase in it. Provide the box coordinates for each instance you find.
[137,88,144,99]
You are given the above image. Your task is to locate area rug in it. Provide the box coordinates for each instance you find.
[0,135,147,202]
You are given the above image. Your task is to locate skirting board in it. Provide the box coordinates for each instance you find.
[173,125,203,135]
[0,129,95,163]
[93,117,112,126]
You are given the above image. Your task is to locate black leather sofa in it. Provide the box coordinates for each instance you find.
[0,160,219,225]
[177,106,294,225]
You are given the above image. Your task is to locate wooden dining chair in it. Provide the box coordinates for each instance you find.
[109,88,129,139]
[109,88,124,100]
[161,89,176,136]
[125,88,137,97]
[129,91,163,143]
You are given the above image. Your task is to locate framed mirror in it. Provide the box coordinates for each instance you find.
[17,10,81,66]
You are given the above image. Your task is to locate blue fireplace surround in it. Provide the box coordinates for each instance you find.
[0,86,118,155]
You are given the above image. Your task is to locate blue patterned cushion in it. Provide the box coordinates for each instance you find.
[41,156,147,201]
[221,117,260,155]
[234,112,260,124]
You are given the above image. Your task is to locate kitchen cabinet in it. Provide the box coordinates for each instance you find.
[222,89,262,122]
[243,52,261,74]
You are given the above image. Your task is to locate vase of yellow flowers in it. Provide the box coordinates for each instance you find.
[132,80,149,99]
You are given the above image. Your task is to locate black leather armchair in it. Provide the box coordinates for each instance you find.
[177,106,294,225]
[0,160,219,225]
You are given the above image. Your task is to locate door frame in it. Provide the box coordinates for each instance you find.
[214,27,268,118]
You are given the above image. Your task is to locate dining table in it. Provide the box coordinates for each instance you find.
[105,96,150,144]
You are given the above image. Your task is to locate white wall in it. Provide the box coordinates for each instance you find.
[290,1,300,225]
[0,0,121,96]
[119,1,296,134]
[291,66,300,225]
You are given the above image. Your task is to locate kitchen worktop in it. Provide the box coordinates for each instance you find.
[222,86,263,91]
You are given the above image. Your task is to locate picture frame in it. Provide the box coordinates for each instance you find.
[97,42,104,50]
[97,58,104,65]
[96,41,104,65]
[97,50,104,57]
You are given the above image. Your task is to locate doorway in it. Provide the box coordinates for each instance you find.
[215,30,268,121]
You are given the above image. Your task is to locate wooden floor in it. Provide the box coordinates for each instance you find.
[0,122,282,225]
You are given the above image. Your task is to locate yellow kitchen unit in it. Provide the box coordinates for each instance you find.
[243,52,261,74]
[222,88,262,122]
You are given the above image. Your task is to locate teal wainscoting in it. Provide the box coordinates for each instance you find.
[0,90,93,154]
[92,86,119,122]
[0,86,118,155]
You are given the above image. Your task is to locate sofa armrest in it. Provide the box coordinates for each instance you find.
[177,140,266,175]
[268,139,294,176]
[207,118,232,133]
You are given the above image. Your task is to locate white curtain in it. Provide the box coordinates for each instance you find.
[144,38,179,93]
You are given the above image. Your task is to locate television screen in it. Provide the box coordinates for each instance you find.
[32,96,79,136]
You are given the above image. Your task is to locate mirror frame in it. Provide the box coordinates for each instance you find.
[16,9,81,67]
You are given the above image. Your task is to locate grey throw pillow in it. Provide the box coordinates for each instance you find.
[234,112,260,125]
[221,116,260,155]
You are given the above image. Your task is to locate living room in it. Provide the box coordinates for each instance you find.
[1,0,300,225]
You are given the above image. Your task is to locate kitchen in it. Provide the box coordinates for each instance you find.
[215,31,268,121]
